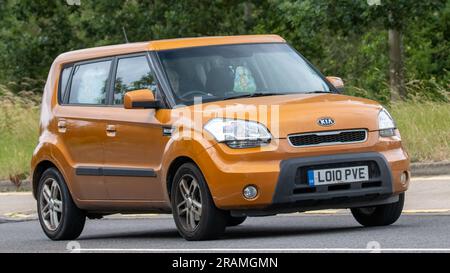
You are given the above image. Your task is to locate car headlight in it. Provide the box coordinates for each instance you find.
[204,118,272,148]
[378,108,396,137]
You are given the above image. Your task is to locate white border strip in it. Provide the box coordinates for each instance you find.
[72,248,450,253]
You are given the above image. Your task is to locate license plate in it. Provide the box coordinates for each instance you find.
[307,166,369,186]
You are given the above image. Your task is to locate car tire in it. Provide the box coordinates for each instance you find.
[171,163,227,241]
[351,193,405,227]
[37,168,86,240]
[226,215,247,227]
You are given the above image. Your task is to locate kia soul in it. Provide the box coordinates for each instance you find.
[31,35,410,241]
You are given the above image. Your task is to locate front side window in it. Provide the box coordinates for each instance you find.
[113,56,156,105]
[68,60,111,105]
[158,43,331,105]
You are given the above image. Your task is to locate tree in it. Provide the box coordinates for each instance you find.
[367,0,446,100]
[254,0,446,101]
[0,0,447,102]
[0,0,79,83]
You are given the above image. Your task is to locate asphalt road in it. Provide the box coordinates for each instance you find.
[1,213,450,253]
[1,176,449,253]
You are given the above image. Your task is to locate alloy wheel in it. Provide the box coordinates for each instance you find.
[40,178,63,231]
[175,174,203,232]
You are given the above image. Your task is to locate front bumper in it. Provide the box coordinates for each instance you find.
[231,152,399,217]
[197,136,410,212]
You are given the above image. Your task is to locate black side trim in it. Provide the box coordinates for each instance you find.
[102,167,156,177]
[76,167,156,177]
[75,167,102,176]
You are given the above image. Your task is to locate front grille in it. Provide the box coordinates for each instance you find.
[288,129,367,147]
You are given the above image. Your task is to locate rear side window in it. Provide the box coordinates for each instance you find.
[59,66,72,102]
[113,56,156,105]
[68,60,112,105]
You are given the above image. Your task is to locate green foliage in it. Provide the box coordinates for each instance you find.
[0,95,39,179]
[389,102,450,162]
[0,1,448,180]
[252,0,449,102]
[0,0,80,82]
[0,0,448,102]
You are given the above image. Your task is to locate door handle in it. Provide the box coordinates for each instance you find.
[57,120,67,133]
[106,125,116,137]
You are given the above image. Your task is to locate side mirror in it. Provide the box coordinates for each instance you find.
[326,76,344,93]
[124,89,159,109]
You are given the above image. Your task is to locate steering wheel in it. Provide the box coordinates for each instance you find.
[178,90,211,100]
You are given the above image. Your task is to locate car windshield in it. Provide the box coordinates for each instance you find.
[157,43,331,105]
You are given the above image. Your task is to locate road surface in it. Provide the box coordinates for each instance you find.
[0,175,449,253]
[0,213,450,252]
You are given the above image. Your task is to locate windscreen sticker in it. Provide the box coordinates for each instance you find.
[233,66,257,93]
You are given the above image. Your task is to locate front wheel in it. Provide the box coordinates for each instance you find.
[351,193,405,227]
[171,163,227,241]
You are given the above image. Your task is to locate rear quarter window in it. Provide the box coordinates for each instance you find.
[59,66,72,103]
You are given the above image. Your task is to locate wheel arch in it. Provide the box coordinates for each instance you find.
[32,160,58,199]
[166,156,198,200]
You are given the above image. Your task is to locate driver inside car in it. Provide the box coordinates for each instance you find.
[166,67,180,96]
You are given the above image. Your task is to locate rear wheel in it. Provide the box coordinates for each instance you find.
[37,168,86,240]
[171,163,227,241]
[351,193,404,227]
[226,215,247,227]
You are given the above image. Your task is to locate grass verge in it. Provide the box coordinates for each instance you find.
[0,104,39,180]
[389,102,450,162]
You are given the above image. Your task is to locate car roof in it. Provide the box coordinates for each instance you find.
[55,35,285,64]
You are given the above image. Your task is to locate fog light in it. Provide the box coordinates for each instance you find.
[243,185,258,199]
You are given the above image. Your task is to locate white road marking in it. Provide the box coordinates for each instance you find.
[411,175,450,181]
[0,192,33,196]
[3,212,35,218]
[304,210,342,214]
[404,209,450,213]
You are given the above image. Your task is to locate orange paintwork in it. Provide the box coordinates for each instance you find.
[124,89,155,109]
[54,35,285,65]
[31,35,409,214]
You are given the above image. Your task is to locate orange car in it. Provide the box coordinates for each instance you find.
[31,35,409,241]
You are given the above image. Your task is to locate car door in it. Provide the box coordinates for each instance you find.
[102,54,168,200]
[54,58,113,200]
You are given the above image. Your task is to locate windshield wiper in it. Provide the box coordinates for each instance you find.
[223,92,287,100]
